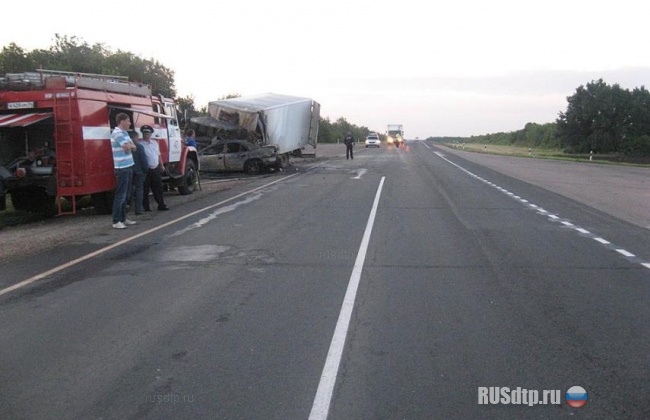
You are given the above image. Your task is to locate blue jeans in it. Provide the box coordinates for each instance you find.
[112,167,133,224]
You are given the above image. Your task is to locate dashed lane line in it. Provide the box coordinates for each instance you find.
[426,144,650,272]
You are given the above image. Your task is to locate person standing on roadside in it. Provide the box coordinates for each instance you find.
[128,130,148,215]
[140,125,170,211]
[110,113,137,229]
[344,131,355,160]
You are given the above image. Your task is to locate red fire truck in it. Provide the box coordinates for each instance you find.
[0,70,198,215]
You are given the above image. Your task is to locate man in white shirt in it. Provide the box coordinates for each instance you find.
[139,125,169,211]
[110,113,137,228]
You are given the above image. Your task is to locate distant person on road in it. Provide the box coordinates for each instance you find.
[140,125,170,211]
[128,130,148,215]
[184,129,197,148]
[344,132,354,160]
[110,113,137,229]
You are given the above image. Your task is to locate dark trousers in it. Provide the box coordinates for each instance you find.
[130,172,145,214]
[112,167,133,224]
[346,144,354,159]
[143,168,166,210]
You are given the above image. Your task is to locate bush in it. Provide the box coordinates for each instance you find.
[621,135,650,156]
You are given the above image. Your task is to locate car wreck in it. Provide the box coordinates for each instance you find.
[199,139,278,175]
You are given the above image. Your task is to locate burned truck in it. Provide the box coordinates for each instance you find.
[189,93,320,170]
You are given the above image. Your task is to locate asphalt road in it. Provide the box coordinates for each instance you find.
[1,141,648,419]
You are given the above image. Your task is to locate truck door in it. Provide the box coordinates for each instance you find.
[163,102,182,163]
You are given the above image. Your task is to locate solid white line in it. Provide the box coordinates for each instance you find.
[309,177,385,420]
[616,249,635,258]
[0,173,301,297]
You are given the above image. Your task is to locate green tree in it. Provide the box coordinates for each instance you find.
[0,35,177,98]
[0,43,34,74]
[556,79,642,154]
[219,93,241,100]
[318,117,333,143]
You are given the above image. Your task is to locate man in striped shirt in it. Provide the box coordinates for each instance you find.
[111,113,137,229]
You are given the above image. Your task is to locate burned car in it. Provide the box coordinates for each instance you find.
[199,139,278,175]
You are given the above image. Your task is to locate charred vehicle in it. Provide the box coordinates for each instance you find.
[199,139,278,174]
[190,93,319,170]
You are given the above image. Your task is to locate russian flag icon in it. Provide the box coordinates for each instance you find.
[566,386,588,408]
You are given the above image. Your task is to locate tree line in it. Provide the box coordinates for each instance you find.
[0,35,379,142]
[429,79,650,157]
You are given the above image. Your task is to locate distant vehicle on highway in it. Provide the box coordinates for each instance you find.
[386,124,404,147]
[365,133,381,148]
[199,139,278,175]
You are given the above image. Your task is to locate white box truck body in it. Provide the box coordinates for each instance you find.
[207,93,320,166]
[386,124,404,147]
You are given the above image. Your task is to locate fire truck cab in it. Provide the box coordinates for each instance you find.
[0,70,198,215]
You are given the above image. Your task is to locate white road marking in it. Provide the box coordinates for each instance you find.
[352,168,368,179]
[616,249,635,257]
[429,148,650,272]
[0,173,301,297]
[309,177,385,420]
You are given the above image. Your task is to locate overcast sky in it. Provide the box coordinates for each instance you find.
[2,0,649,138]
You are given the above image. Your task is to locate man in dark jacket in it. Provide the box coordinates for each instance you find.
[129,130,149,215]
[344,132,354,160]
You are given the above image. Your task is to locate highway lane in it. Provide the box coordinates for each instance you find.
[329,143,650,419]
[0,141,649,419]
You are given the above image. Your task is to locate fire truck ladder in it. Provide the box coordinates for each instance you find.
[54,92,77,215]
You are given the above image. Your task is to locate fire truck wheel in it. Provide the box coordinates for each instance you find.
[178,160,197,195]
[9,191,29,211]
[10,188,55,216]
